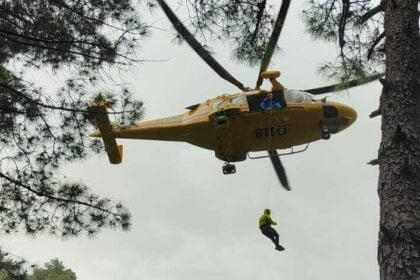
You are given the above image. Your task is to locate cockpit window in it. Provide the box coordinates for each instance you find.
[211,95,247,112]
[284,90,315,103]
[212,100,223,110]
[230,95,246,105]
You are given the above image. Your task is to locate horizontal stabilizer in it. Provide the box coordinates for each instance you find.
[89,104,123,164]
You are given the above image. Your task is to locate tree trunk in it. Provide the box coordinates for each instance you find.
[378,0,420,279]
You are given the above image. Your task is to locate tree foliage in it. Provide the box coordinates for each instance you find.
[159,0,278,66]
[0,0,148,237]
[0,0,289,239]
[303,0,384,79]
[0,251,77,280]
[304,0,420,279]
[0,0,289,240]
[30,259,76,280]
[6,0,407,277]
[0,249,27,280]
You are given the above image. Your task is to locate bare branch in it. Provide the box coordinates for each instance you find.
[367,159,379,165]
[370,108,381,118]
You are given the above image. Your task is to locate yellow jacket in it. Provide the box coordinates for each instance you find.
[259,212,277,228]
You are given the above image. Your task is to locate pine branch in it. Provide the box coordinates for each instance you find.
[157,0,246,91]
[0,82,134,116]
[339,0,350,49]
[255,0,291,88]
[367,31,385,60]
[0,107,26,114]
[0,172,121,217]
[250,0,267,42]
[0,31,127,66]
[360,3,384,24]
[0,28,115,52]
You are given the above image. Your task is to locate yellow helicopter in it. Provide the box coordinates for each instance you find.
[89,0,381,190]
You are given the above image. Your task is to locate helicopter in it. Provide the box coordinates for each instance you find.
[89,0,381,191]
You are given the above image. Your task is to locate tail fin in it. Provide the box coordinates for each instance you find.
[89,104,123,164]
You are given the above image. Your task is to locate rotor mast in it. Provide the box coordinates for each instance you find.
[261,71,285,92]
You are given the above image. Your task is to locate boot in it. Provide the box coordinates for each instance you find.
[275,244,285,251]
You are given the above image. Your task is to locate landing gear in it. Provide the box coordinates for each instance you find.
[321,125,331,140]
[222,162,236,174]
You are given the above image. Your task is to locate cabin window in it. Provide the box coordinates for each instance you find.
[284,90,315,103]
[246,92,284,112]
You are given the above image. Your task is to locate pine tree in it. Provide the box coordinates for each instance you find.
[0,249,27,280]
[304,0,420,278]
[0,0,148,237]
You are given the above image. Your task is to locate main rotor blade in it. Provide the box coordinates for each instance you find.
[255,0,291,89]
[268,150,290,191]
[157,0,246,91]
[304,73,384,95]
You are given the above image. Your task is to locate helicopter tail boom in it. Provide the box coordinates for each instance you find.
[89,105,123,164]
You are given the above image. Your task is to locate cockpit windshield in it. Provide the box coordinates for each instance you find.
[284,90,315,103]
[211,94,247,112]
[230,95,246,106]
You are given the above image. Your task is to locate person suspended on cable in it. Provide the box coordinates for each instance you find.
[259,208,285,251]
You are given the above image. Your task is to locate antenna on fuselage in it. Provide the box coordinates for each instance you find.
[261,71,285,92]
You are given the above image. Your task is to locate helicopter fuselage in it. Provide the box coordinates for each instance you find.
[90,89,357,163]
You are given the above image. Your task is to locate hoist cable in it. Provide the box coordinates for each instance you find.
[266,99,274,207]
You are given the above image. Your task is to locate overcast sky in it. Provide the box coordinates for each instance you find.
[3,2,382,279]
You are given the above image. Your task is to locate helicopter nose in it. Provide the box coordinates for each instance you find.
[322,102,358,133]
[338,103,357,127]
[326,102,357,131]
